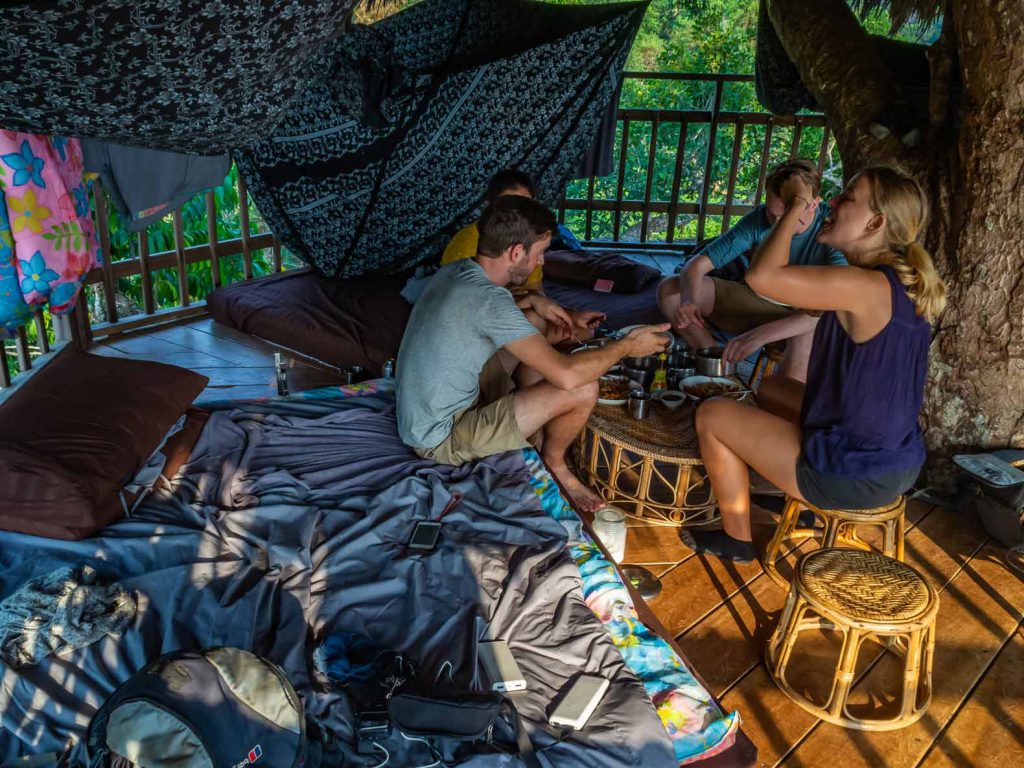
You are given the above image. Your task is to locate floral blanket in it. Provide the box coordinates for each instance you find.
[0,131,99,336]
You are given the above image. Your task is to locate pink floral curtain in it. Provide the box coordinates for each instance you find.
[0,131,100,336]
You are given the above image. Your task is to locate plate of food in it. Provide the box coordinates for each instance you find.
[679,375,748,402]
[598,373,641,405]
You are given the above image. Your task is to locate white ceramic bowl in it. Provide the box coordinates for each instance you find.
[658,390,686,410]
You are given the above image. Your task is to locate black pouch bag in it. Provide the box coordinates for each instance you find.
[388,685,542,768]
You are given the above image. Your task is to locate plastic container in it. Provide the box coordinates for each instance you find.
[593,506,627,562]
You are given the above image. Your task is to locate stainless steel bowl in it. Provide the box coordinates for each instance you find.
[623,356,656,389]
[696,347,736,377]
[623,356,656,370]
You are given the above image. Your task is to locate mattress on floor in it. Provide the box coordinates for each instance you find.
[206,267,412,375]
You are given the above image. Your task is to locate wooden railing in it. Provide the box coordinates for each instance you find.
[558,72,834,251]
[2,71,835,387]
[81,175,284,344]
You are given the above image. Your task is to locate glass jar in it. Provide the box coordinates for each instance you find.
[593,506,627,563]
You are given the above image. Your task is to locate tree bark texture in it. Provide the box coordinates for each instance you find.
[767,0,1024,475]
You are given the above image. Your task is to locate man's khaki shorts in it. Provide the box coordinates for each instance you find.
[415,352,529,466]
[707,277,794,334]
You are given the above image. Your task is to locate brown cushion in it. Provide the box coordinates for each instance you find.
[0,351,208,539]
[542,249,662,294]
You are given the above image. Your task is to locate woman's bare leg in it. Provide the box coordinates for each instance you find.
[687,398,805,559]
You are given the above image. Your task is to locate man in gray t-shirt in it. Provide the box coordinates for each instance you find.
[397,196,670,513]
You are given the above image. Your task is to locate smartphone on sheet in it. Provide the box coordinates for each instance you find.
[408,520,442,551]
[548,674,609,730]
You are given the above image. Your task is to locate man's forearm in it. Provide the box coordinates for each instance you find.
[746,206,802,291]
[556,338,637,390]
[679,255,713,304]
[753,312,819,345]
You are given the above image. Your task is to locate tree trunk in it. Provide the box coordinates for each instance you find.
[766,0,1024,479]
[924,0,1024,463]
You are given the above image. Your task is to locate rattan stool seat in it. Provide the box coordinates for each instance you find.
[766,548,939,731]
[762,495,907,588]
[800,549,932,623]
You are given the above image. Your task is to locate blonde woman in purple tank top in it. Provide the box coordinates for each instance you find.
[681,167,947,563]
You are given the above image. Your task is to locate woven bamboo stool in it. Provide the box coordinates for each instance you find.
[766,548,938,731]
[748,342,785,389]
[762,495,907,588]
[574,399,715,525]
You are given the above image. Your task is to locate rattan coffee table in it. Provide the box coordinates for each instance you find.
[574,398,716,526]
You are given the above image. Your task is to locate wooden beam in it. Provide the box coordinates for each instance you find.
[666,121,691,244]
[755,117,775,205]
[613,117,631,241]
[85,233,277,286]
[137,230,155,315]
[272,237,283,273]
[696,80,725,244]
[33,310,48,354]
[639,116,661,242]
[789,116,803,159]
[618,108,825,128]
[172,210,190,307]
[563,198,756,218]
[14,326,30,372]
[91,180,118,324]
[206,191,222,289]
[237,172,253,281]
[722,119,745,232]
[0,344,10,388]
[89,303,210,340]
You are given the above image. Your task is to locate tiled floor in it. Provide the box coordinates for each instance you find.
[90,315,1024,768]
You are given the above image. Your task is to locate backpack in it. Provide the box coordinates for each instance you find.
[85,647,306,768]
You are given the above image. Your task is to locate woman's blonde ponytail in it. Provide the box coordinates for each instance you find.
[859,167,948,323]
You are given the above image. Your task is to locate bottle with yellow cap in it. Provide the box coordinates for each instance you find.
[650,353,667,394]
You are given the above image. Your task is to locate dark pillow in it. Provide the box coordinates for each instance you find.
[0,351,208,540]
[542,249,662,294]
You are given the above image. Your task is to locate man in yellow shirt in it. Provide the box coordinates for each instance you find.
[441,169,603,343]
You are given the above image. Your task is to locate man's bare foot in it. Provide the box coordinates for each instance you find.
[547,462,603,514]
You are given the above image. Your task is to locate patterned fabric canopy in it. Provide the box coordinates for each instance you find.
[235,0,648,279]
[0,0,360,153]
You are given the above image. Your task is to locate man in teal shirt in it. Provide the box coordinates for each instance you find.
[657,159,845,381]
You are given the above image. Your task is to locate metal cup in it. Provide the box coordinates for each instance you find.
[667,365,696,390]
[696,347,736,377]
[627,390,651,419]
